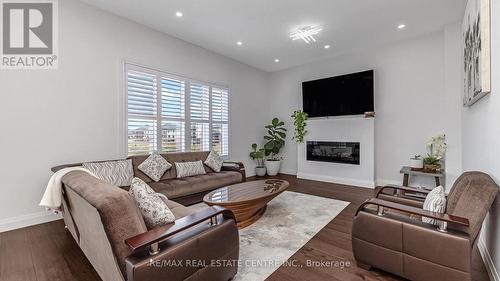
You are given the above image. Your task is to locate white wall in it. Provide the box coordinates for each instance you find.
[267,27,463,190]
[462,0,500,277]
[0,0,269,230]
[297,117,375,188]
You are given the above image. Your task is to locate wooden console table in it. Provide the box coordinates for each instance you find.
[400,166,444,188]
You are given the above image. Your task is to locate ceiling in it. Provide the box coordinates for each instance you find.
[79,0,466,72]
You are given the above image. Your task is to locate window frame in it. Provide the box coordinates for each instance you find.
[123,62,230,158]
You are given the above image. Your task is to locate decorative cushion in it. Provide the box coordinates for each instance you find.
[82,159,133,186]
[129,177,175,228]
[204,150,224,172]
[138,151,172,182]
[422,185,447,225]
[175,160,206,178]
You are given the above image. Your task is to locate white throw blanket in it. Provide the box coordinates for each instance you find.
[39,167,96,211]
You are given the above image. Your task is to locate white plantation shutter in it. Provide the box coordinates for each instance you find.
[127,70,158,155]
[190,83,210,152]
[160,77,185,152]
[125,64,229,157]
[211,87,229,156]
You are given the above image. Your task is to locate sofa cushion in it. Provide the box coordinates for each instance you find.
[138,151,172,182]
[149,171,242,199]
[161,197,196,219]
[129,178,176,228]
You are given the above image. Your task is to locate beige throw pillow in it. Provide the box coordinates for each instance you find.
[82,159,133,186]
[422,185,447,225]
[175,160,206,178]
[129,177,175,228]
[204,150,224,172]
[138,151,172,182]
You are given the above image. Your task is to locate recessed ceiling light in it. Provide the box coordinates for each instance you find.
[290,26,322,44]
[398,24,406,29]
[274,59,280,62]
[175,11,183,17]
[236,41,243,46]
[324,44,331,49]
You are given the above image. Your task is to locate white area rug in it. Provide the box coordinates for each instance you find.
[189,191,349,281]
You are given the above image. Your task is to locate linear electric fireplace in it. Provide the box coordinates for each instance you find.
[307,141,360,165]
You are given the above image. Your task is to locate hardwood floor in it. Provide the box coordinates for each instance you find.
[0,174,490,281]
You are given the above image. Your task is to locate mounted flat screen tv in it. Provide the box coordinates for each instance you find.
[302,70,374,117]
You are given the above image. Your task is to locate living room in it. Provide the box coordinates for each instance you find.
[0,0,499,280]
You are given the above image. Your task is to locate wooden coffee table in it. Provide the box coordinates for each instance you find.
[203,179,289,228]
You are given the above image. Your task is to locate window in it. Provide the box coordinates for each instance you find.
[125,64,229,157]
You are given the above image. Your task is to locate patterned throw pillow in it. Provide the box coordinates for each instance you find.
[422,185,447,225]
[82,159,133,186]
[175,160,206,178]
[129,177,175,228]
[138,151,172,182]
[204,150,224,172]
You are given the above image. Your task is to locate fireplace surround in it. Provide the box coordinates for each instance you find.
[307,141,360,165]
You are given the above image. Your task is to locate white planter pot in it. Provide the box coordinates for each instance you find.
[255,166,267,177]
[265,160,281,176]
[410,158,424,169]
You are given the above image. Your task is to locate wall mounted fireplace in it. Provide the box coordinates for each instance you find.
[307,141,360,165]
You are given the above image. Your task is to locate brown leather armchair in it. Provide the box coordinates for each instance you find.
[352,171,498,281]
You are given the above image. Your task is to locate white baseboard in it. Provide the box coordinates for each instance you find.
[375,178,402,187]
[478,236,500,281]
[297,172,375,188]
[279,168,297,175]
[0,211,62,233]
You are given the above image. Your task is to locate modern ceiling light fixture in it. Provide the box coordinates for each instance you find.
[274,59,280,62]
[290,26,323,44]
[324,44,331,49]
[398,24,406,29]
[236,41,243,46]
[175,11,183,17]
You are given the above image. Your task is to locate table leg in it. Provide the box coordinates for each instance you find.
[403,174,409,187]
[398,174,410,196]
[435,177,441,187]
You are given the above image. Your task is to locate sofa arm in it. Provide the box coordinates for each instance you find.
[125,206,235,253]
[376,185,430,197]
[357,198,469,231]
[125,208,239,281]
[221,162,246,182]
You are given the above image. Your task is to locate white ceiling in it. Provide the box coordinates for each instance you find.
[79,0,466,72]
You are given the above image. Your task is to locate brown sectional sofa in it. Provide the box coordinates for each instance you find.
[52,151,246,281]
[53,151,246,205]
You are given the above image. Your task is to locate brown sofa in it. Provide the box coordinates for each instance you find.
[352,171,499,281]
[53,151,246,205]
[52,151,246,281]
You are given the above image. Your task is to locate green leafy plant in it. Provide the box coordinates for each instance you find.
[264,118,287,160]
[291,110,308,143]
[249,143,265,167]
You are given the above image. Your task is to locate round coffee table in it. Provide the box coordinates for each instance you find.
[203,179,289,228]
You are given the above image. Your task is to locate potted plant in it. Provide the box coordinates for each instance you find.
[249,143,266,176]
[291,110,308,143]
[423,134,447,173]
[264,117,287,176]
[410,155,423,169]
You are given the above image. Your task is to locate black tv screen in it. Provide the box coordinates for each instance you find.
[302,70,374,117]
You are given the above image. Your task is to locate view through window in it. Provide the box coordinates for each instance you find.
[126,64,229,157]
